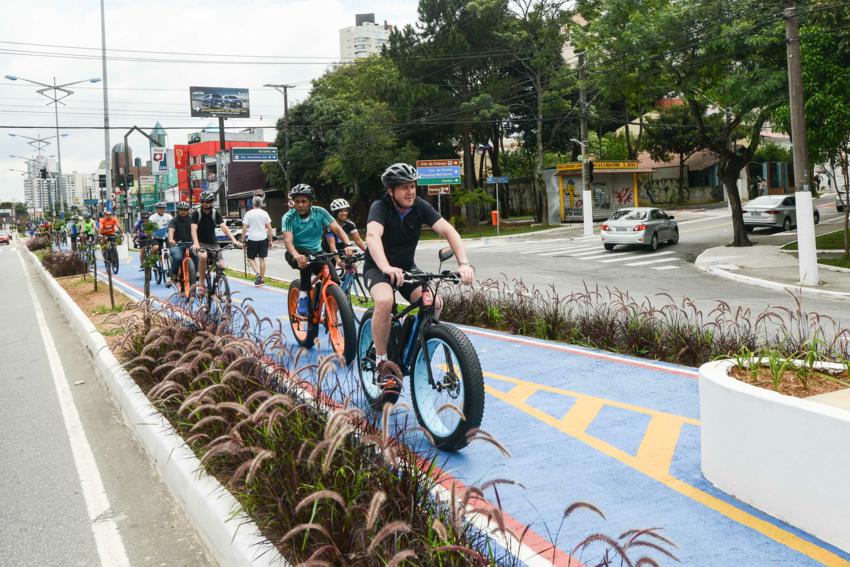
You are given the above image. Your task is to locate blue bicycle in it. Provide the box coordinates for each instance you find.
[356,248,484,452]
[337,251,369,305]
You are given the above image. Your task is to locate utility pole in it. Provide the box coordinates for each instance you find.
[217,116,228,214]
[784,0,819,285]
[100,0,112,209]
[264,83,295,192]
[578,52,593,236]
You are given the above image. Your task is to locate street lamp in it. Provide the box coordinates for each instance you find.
[5,75,100,216]
[8,132,68,156]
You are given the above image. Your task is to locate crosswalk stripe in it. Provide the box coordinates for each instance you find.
[598,253,641,263]
[570,252,626,260]
[625,257,679,267]
[652,265,680,271]
[569,249,606,257]
[536,245,600,256]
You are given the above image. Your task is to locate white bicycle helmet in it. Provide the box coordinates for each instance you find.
[330,198,350,213]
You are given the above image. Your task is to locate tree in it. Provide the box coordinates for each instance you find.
[643,105,721,204]
[774,0,850,256]
[500,0,575,225]
[580,0,790,246]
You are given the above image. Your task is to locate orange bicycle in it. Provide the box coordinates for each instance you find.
[287,251,357,364]
[172,242,196,301]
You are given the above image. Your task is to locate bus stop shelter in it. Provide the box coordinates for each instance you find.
[556,161,651,222]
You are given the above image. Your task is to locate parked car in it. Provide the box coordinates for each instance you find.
[600,207,678,251]
[0,231,10,245]
[202,93,224,109]
[223,95,243,109]
[215,218,243,242]
[742,195,819,232]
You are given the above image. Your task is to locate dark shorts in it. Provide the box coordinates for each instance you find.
[197,243,221,263]
[246,238,269,259]
[363,266,420,301]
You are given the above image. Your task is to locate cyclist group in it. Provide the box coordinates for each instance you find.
[279,162,474,401]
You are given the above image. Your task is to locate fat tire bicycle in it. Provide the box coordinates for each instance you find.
[101,235,120,274]
[287,250,358,365]
[191,243,238,313]
[171,242,197,301]
[356,248,485,452]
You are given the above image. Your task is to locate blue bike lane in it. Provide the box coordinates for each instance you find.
[92,252,850,567]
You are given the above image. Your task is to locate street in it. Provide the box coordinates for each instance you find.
[0,242,212,567]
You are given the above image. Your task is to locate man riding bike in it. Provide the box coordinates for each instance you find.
[148,201,172,255]
[166,201,194,287]
[68,216,81,252]
[323,198,367,266]
[98,209,121,240]
[364,163,474,402]
[281,184,355,317]
[133,211,154,268]
[191,191,241,293]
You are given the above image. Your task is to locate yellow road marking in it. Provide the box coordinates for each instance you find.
[484,371,850,566]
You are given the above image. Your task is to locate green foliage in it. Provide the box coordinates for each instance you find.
[452,187,496,208]
[753,142,792,164]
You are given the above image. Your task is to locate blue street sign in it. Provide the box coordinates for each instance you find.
[83,199,99,206]
[486,175,511,184]
[231,147,278,162]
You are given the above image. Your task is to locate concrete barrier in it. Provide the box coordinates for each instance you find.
[700,359,850,553]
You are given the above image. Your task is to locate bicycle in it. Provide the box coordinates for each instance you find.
[192,243,238,311]
[338,252,370,306]
[100,235,120,274]
[356,248,484,452]
[286,250,358,365]
[152,230,171,286]
[171,242,197,301]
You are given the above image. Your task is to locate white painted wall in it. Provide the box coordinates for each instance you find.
[700,360,850,553]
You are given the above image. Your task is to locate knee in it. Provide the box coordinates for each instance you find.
[373,294,393,315]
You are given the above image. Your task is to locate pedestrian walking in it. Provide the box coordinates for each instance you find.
[758,178,768,196]
[242,196,274,286]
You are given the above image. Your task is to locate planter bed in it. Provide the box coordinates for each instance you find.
[700,359,850,553]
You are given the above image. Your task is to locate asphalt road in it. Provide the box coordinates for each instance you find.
[223,194,849,328]
[0,241,212,567]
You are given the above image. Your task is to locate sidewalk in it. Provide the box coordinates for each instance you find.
[695,243,850,299]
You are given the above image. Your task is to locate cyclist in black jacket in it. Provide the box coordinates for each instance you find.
[364,163,474,401]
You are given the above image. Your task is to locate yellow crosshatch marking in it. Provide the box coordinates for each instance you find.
[484,370,850,566]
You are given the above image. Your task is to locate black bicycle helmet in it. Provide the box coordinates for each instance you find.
[199,191,216,203]
[381,163,420,187]
[289,183,314,200]
[140,211,150,219]
[176,201,191,210]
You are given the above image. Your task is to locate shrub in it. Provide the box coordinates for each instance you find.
[41,249,87,277]
[26,236,50,251]
[441,279,850,367]
[112,300,677,566]
[449,214,466,233]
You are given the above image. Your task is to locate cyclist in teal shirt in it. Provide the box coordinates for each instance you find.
[282,184,353,316]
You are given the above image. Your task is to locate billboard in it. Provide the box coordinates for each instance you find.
[189,86,250,118]
[152,147,167,173]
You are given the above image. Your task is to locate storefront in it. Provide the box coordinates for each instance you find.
[555,161,651,222]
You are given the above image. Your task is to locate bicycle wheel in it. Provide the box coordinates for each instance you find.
[356,308,380,407]
[161,253,171,286]
[110,245,119,274]
[287,278,318,348]
[324,284,357,364]
[153,254,163,285]
[411,323,485,451]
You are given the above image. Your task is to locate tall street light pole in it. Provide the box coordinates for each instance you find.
[264,83,295,193]
[8,133,67,157]
[100,0,113,208]
[4,75,101,217]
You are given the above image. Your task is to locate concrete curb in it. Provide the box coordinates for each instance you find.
[23,246,289,567]
[695,263,850,300]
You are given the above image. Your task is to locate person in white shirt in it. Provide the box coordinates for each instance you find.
[148,202,174,253]
[242,196,274,285]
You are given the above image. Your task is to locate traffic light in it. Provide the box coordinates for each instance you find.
[98,174,106,188]
[40,167,47,179]
[587,160,594,184]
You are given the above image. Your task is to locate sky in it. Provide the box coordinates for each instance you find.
[0,0,420,202]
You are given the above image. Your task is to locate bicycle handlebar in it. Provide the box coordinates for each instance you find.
[402,270,460,284]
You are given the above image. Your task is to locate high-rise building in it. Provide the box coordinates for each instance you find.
[339,14,394,60]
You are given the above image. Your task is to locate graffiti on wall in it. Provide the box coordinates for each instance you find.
[615,187,633,206]
[642,179,688,205]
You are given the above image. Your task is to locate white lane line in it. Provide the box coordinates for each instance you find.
[652,265,680,271]
[536,245,600,257]
[625,256,679,267]
[598,253,641,263]
[17,250,131,566]
[572,252,627,260]
[568,249,606,257]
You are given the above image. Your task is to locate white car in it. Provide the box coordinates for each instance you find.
[600,207,679,251]
[215,218,243,242]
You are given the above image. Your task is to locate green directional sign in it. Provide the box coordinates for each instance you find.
[418,177,461,185]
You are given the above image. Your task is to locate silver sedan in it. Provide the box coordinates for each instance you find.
[743,195,820,232]
[600,207,679,251]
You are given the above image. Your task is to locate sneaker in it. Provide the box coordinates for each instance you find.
[254,274,261,286]
[375,360,403,405]
[296,296,310,317]
[165,280,172,288]
[258,276,265,286]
